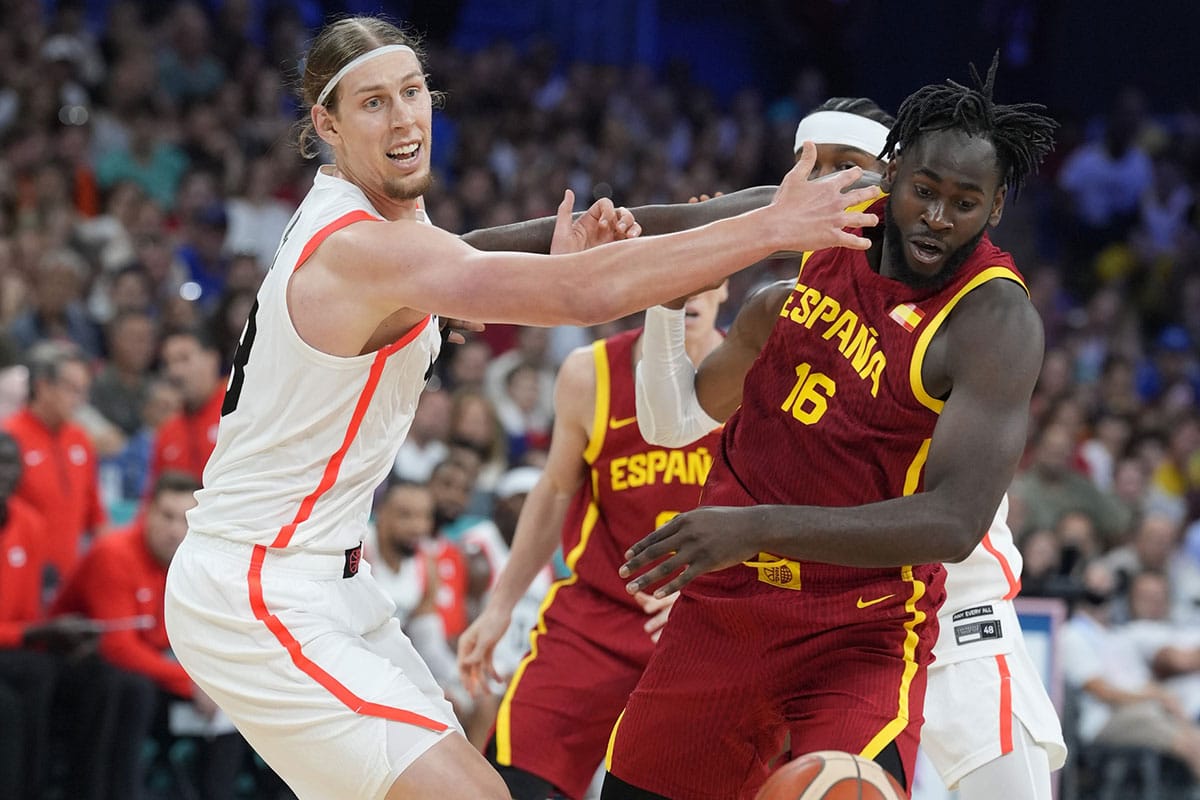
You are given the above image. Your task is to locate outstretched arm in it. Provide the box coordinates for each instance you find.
[636,280,793,446]
[457,347,593,694]
[461,187,778,252]
[622,279,1045,596]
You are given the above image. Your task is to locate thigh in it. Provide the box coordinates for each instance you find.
[777,579,939,796]
[496,607,649,800]
[955,719,1053,800]
[921,657,1011,789]
[605,589,772,800]
[166,538,459,800]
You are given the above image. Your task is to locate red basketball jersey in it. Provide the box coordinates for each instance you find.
[705,199,1024,576]
[562,329,723,606]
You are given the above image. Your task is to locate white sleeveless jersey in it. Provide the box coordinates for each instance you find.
[187,168,441,551]
[933,494,1026,665]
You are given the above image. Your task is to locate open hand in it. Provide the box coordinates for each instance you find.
[456,607,511,697]
[770,142,882,255]
[620,506,765,597]
[550,190,641,254]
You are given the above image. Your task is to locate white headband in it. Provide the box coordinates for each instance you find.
[316,44,416,107]
[794,111,890,161]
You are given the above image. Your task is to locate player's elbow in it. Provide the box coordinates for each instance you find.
[942,515,990,563]
[638,424,694,449]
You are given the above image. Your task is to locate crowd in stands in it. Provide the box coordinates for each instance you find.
[0,1,1198,797]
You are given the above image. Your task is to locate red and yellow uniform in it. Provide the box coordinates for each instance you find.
[53,523,192,698]
[494,329,721,799]
[4,409,106,582]
[0,498,49,647]
[149,383,225,486]
[608,203,1024,799]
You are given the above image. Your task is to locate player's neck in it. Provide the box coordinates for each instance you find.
[685,327,725,366]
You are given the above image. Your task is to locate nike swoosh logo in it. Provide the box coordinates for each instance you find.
[856,594,895,609]
[609,416,638,430]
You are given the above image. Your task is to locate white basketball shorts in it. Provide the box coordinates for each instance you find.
[164,531,460,800]
[921,633,1066,789]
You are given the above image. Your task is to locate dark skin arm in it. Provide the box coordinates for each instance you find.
[462,173,881,253]
[622,278,1044,597]
[461,187,778,252]
[688,279,792,422]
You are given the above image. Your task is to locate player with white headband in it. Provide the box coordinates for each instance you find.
[162,15,882,800]
[627,96,1065,800]
[460,97,1064,800]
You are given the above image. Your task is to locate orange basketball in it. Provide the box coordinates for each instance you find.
[755,751,908,800]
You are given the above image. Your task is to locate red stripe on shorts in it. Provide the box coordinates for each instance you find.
[997,654,1013,754]
[981,531,1021,599]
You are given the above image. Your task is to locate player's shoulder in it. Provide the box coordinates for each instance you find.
[556,345,604,402]
[946,276,1043,374]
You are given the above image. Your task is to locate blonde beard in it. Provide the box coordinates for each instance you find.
[383,171,434,201]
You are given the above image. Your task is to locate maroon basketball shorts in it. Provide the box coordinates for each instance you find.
[606,559,944,799]
[494,581,657,799]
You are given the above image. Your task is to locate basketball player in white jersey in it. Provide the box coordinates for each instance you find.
[629,104,1064,800]
[161,16,882,800]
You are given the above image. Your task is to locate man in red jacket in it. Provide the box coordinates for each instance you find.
[3,341,106,587]
[149,328,226,486]
[0,430,128,800]
[54,470,247,799]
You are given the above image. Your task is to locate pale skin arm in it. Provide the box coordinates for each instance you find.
[622,279,1045,596]
[456,347,593,696]
[461,187,777,252]
[290,145,880,357]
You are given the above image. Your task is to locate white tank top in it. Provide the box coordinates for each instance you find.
[933,494,1026,664]
[187,168,441,551]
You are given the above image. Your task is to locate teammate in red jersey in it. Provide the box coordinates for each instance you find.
[602,60,1058,799]
[457,283,727,800]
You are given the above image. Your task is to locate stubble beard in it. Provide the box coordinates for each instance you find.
[384,171,434,201]
[883,197,987,292]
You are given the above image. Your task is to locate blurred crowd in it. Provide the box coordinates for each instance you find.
[0,0,1198,798]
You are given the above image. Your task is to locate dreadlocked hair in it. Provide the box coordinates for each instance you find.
[881,52,1058,196]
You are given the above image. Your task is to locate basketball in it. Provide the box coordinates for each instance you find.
[755,751,908,800]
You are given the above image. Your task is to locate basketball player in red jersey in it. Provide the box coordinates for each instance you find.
[457,283,727,799]
[601,61,1058,799]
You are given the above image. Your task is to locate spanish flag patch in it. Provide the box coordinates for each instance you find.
[888,302,924,332]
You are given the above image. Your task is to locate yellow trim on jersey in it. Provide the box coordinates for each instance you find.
[860,428,933,759]
[909,266,1028,414]
[902,438,931,496]
[582,340,611,465]
[495,468,604,764]
[859,565,927,761]
[604,708,627,770]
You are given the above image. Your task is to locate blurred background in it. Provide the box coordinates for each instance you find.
[1,1,1198,798]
